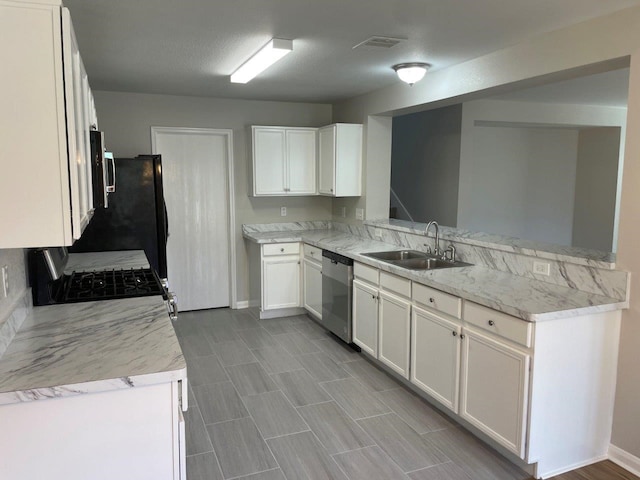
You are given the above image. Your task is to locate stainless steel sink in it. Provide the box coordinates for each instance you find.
[363,250,426,261]
[362,250,471,270]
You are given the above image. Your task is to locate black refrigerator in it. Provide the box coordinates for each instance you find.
[69,155,168,279]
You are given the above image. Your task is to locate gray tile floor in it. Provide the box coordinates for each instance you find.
[174,308,531,480]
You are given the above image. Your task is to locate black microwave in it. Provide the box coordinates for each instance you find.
[90,130,115,208]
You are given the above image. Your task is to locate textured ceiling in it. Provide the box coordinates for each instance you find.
[63,0,640,103]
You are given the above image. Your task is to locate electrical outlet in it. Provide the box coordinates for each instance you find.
[341,206,346,218]
[355,208,364,220]
[280,207,287,217]
[0,265,8,298]
[533,261,550,276]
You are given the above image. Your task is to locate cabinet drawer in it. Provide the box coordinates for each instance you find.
[464,302,532,348]
[380,271,411,298]
[303,243,322,261]
[263,242,300,256]
[354,262,379,285]
[412,283,462,319]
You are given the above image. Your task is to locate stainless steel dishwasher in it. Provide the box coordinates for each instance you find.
[321,250,354,344]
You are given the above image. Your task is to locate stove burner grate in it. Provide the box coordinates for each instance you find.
[59,268,165,302]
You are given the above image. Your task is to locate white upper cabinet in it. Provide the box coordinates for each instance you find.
[318,123,362,197]
[0,2,94,248]
[252,126,317,196]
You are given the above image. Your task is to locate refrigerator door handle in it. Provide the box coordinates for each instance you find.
[106,153,116,193]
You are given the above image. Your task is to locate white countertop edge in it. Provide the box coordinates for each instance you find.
[0,366,187,405]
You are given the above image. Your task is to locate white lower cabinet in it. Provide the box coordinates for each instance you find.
[260,243,302,317]
[411,305,461,412]
[460,326,530,458]
[353,278,379,356]
[378,289,411,378]
[303,257,322,319]
[0,381,185,480]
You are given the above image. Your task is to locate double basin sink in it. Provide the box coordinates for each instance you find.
[362,249,471,271]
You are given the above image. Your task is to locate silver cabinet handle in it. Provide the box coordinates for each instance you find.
[488,320,495,326]
[452,331,457,337]
[429,297,435,303]
[460,334,465,340]
[280,248,284,252]
[106,155,116,193]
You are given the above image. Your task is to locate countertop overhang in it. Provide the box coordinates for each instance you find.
[244,229,627,322]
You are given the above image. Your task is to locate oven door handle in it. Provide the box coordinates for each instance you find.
[167,292,178,321]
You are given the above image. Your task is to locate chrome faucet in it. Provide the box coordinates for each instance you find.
[425,221,441,256]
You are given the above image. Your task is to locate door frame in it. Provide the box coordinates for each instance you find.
[150,126,237,309]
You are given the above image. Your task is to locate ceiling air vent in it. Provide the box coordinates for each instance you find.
[353,36,406,49]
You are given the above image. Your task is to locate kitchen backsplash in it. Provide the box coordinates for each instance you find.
[0,249,30,358]
[332,220,629,302]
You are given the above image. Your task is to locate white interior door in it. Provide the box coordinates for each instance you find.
[152,127,232,311]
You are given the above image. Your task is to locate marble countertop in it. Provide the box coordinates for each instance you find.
[64,250,150,274]
[243,229,626,322]
[0,296,186,405]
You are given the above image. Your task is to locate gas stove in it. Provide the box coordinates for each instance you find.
[57,268,165,303]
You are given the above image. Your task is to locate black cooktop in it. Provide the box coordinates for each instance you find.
[56,268,165,303]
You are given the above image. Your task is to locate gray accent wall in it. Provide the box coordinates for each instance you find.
[390,105,462,225]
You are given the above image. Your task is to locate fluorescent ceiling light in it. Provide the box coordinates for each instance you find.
[230,38,293,84]
[392,62,431,85]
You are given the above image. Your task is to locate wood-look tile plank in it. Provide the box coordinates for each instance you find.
[297,401,375,454]
[275,331,323,355]
[333,445,411,479]
[423,427,529,480]
[234,469,287,480]
[214,340,257,366]
[320,378,391,419]
[242,390,309,439]
[314,337,360,363]
[552,460,640,480]
[357,413,450,472]
[179,333,215,358]
[259,318,300,335]
[225,362,278,396]
[188,354,229,386]
[408,462,473,480]
[266,431,348,480]
[295,321,330,340]
[271,369,332,407]
[184,405,213,455]
[342,359,401,391]
[376,388,455,434]
[207,418,277,479]
[186,452,224,480]
[230,311,261,330]
[207,326,240,344]
[251,345,303,374]
[193,381,249,424]
[297,352,351,382]
[237,327,280,349]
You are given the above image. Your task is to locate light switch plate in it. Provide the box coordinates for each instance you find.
[533,261,550,276]
[355,208,364,220]
[0,265,8,298]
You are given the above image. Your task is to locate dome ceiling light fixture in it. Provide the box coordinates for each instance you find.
[392,62,431,86]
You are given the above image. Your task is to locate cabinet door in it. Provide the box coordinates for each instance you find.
[411,306,461,412]
[378,290,411,378]
[262,256,301,310]
[287,129,317,194]
[303,258,322,319]
[460,327,530,458]
[352,279,378,357]
[318,126,335,195]
[253,128,286,195]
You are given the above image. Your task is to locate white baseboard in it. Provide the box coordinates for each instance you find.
[537,455,608,479]
[234,301,249,309]
[609,444,640,477]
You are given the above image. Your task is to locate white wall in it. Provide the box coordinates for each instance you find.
[93,91,332,304]
[0,249,27,323]
[458,124,579,245]
[331,6,640,459]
